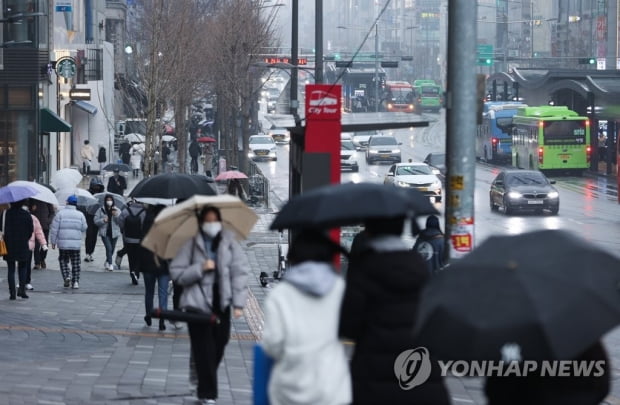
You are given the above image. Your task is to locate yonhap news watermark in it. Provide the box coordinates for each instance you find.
[394,345,606,390]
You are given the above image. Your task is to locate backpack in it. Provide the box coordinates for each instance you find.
[123,207,145,240]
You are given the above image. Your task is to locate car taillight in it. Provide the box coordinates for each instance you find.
[538,147,544,164]
[492,138,498,145]
[387,103,393,110]
[586,145,592,163]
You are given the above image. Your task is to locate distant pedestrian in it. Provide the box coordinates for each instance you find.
[189,139,201,175]
[94,194,122,271]
[83,178,105,263]
[119,140,131,165]
[49,195,88,289]
[412,215,445,275]
[262,229,352,405]
[80,140,95,175]
[169,206,249,403]
[140,204,170,331]
[1,200,34,299]
[97,145,107,169]
[107,169,127,195]
[118,200,147,285]
[130,147,142,178]
[485,341,610,405]
[203,143,214,177]
[226,179,247,201]
[30,199,55,269]
[339,216,450,405]
[25,208,47,291]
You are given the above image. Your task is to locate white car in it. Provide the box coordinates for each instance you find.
[384,162,442,202]
[269,128,290,144]
[341,134,359,172]
[352,130,380,150]
[248,135,277,161]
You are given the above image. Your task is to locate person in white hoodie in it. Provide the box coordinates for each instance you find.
[261,230,352,405]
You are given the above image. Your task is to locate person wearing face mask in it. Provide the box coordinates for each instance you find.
[169,206,249,404]
[94,195,123,271]
[1,199,34,299]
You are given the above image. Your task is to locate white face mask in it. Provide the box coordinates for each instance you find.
[202,222,222,237]
[21,206,29,211]
[106,201,113,207]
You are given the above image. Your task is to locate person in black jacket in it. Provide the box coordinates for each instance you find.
[339,216,450,405]
[2,200,34,299]
[119,141,131,165]
[412,215,445,275]
[107,169,127,195]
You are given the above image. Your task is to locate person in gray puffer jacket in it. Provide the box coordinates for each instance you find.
[169,205,249,404]
[94,195,122,271]
[49,195,87,289]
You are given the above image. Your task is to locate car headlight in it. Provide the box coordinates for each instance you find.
[392,149,401,153]
[431,168,440,175]
[432,180,442,188]
[369,150,378,154]
[547,191,559,199]
[396,181,409,187]
[248,151,255,158]
[507,191,522,199]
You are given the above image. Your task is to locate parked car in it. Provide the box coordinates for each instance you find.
[384,162,442,202]
[352,130,379,150]
[423,152,446,178]
[269,128,290,144]
[365,135,402,164]
[341,134,359,172]
[489,169,559,215]
[248,134,277,161]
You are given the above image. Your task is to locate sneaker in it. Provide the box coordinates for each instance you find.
[106,263,114,271]
[41,260,46,269]
[33,264,41,270]
[25,284,33,291]
[64,277,71,288]
[115,254,122,268]
[72,282,79,289]
[130,272,138,285]
[84,255,93,262]
[170,321,184,330]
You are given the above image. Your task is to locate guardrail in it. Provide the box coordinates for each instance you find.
[247,160,270,208]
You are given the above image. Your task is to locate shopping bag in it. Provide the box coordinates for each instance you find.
[253,343,273,405]
[0,238,7,256]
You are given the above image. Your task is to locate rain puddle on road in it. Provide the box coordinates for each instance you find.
[559,176,618,201]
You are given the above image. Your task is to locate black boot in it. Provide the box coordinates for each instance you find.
[159,318,166,331]
[18,286,28,299]
[144,315,152,326]
[9,287,16,300]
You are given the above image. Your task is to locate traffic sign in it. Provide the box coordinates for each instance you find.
[477,44,494,66]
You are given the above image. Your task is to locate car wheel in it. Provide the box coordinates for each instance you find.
[503,197,512,215]
[490,196,498,211]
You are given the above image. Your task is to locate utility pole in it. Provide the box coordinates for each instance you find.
[315,0,323,84]
[445,0,477,260]
[374,23,379,112]
[290,0,299,119]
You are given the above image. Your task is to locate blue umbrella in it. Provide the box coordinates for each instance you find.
[0,183,38,204]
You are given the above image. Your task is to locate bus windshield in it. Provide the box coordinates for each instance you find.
[543,120,587,145]
[390,88,413,103]
[420,86,439,96]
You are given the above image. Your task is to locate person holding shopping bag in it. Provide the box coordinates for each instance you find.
[169,205,249,404]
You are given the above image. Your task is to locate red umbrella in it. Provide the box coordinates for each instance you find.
[163,124,175,135]
[197,136,216,143]
[215,170,248,181]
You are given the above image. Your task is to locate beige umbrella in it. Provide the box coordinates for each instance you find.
[141,194,258,259]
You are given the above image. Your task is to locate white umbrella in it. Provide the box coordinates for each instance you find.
[55,188,98,207]
[133,197,176,206]
[9,181,59,207]
[51,168,83,190]
[141,195,258,259]
[124,133,145,143]
[162,135,176,142]
[131,143,145,156]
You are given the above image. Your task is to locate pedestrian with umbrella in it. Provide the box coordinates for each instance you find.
[1,199,34,299]
[412,215,445,275]
[339,216,450,405]
[106,169,127,196]
[261,229,352,405]
[141,195,257,403]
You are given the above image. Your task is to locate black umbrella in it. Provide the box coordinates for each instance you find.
[414,229,620,362]
[270,182,438,230]
[129,173,217,200]
[102,163,132,172]
[151,308,220,324]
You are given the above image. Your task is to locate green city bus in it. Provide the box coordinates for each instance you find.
[511,106,591,174]
[412,79,442,113]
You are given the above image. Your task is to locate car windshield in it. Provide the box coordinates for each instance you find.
[370,137,397,146]
[396,165,432,175]
[506,173,547,185]
[341,140,355,150]
[354,131,376,137]
[250,137,273,144]
[427,153,445,166]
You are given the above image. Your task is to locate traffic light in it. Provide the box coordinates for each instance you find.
[478,57,493,66]
[578,58,596,65]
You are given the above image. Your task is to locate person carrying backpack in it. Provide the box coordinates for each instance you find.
[412,215,445,275]
[118,200,147,285]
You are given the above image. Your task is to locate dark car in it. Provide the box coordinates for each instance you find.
[423,152,446,178]
[365,135,402,164]
[489,169,559,215]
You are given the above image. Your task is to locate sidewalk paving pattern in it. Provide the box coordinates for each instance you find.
[0,174,618,404]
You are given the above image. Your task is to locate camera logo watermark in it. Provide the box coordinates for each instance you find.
[393,347,432,390]
[394,345,606,390]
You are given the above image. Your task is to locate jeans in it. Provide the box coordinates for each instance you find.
[101,235,118,265]
[143,272,170,316]
[7,260,28,293]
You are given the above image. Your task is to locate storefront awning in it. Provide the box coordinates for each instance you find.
[40,108,72,132]
[71,100,97,115]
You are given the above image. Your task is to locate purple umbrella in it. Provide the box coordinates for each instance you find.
[0,183,38,204]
